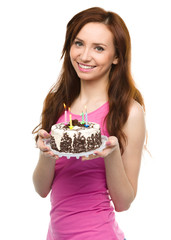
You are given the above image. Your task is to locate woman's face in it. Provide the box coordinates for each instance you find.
[70,22,118,82]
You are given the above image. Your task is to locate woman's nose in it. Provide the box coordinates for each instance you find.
[80,47,91,62]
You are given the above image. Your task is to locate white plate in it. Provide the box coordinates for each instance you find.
[43,135,108,159]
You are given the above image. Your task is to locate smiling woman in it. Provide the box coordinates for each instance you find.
[32,7,145,240]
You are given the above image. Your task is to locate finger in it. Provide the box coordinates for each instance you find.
[37,137,50,152]
[94,149,109,158]
[42,150,59,160]
[38,129,51,139]
[106,137,118,148]
[81,154,98,161]
[37,130,51,151]
[94,144,118,158]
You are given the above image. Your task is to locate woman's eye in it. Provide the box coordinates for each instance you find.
[95,46,104,52]
[74,41,83,47]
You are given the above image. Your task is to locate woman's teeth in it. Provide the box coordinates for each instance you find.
[79,63,94,69]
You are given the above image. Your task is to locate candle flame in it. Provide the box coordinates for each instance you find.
[63,103,66,109]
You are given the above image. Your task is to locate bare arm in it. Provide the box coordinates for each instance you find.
[32,130,59,198]
[91,101,146,211]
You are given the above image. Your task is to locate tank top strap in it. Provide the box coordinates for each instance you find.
[88,102,109,137]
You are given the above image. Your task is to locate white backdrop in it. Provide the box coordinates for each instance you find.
[0,0,171,239]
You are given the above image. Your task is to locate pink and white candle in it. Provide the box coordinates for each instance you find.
[64,103,67,125]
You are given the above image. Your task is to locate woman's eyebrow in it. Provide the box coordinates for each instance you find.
[75,37,107,47]
[75,37,83,42]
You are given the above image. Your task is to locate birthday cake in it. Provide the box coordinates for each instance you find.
[50,119,102,153]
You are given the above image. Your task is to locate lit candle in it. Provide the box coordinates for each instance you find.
[64,103,67,125]
[84,105,89,127]
[69,107,73,129]
[81,111,85,124]
[69,114,73,129]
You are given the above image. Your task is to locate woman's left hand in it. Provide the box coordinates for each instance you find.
[81,136,119,161]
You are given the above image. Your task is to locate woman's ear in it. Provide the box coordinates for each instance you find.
[113,56,118,65]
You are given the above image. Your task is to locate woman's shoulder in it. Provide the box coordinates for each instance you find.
[124,99,146,137]
[128,99,145,120]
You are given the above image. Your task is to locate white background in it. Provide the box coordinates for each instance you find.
[0,0,171,239]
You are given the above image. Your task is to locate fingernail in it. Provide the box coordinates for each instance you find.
[44,132,49,137]
[44,147,49,151]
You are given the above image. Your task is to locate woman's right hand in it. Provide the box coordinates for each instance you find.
[37,129,59,160]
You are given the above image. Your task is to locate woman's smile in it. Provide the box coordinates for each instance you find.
[77,62,96,72]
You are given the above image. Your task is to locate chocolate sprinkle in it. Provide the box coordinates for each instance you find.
[50,136,58,151]
[60,133,72,153]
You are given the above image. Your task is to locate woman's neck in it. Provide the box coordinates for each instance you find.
[81,79,108,101]
[71,78,108,114]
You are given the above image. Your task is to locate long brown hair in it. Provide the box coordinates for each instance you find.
[33,7,145,154]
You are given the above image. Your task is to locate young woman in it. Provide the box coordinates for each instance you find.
[33,7,146,240]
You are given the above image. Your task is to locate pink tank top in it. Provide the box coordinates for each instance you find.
[47,102,125,240]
